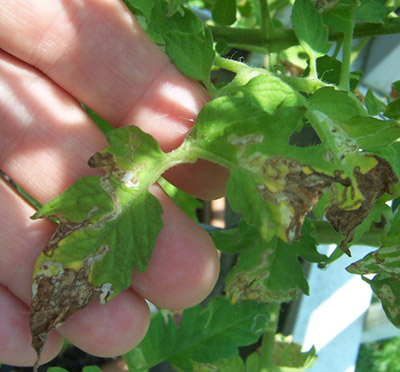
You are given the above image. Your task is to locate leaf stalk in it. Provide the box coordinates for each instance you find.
[259,302,281,371]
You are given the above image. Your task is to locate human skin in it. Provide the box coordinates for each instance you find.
[0,0,228,366]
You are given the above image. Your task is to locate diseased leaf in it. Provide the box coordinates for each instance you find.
[292,0,330,59]
[30,126,165,369]
[363,275,400,327]
[212,0,237,26]
[273,334,317,369]
[347,210,400,327]
[123,297,269,372]
[226,236,310,303]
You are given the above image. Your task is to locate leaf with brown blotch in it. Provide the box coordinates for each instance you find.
[29,126,165,369]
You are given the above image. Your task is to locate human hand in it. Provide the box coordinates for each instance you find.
[0,0,227,366]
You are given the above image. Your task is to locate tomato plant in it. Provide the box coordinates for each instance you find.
[27,0,400,371]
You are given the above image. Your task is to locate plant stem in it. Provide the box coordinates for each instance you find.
[259,302,281,372]
[339,23,354,91]
[214,55,247,73]
[209,18,400,52]
[260,0,274,36]
[350,37,371,64]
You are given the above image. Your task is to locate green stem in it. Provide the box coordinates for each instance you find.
[332,39,343,60]
[259,302,281,372]
[339,21,354,91]
[259,0,274,35]
[209,18,400,52]
[214,55,329,94]
[350,37,371,64]
[214,55,248,74]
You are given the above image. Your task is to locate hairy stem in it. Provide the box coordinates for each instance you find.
[259,302,281,371]
[260,0,274,35]
[339,22,355,91]
[209,18,400,52]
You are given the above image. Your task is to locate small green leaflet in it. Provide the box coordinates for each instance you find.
[30,126,165,369]
[122,0,154,19]
[385,99,400,120]
[47,367,102,372]
[365,89,387,116]
[145,3,215,83]
[164,27,215,83]
[355,0,393,24]
[212,0,237,26]
[168,0,185,17]
[123,297,269,372]
[291,0,330,63]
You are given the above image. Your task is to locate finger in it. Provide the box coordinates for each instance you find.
[132,186,220,310]
[0,49,106,204]
[0,284,63,366]
[58,289,150,358]
[0,0,228,199]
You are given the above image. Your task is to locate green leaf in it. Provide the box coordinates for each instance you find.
[226,236,310,303]
[273,334,317,370]
[147,3,204,44]
[30,126,165,365]
[385,99,400,120]
[322,0,357,33]
[308,87,364,121]
[122,0,154,19]
[212,0,237,26]
[355,0,393,23]
[393,80,400,93]
[164,27,215,82]
[82,367,103,372]
[365,89,387,116]
[308,55,361,90]
[123,297,269,372]
[84,106,114,134]
[223,74,303,114]
[47,368,69,372]
[193,356,245,372]
[212,219,259,254]
[168,0,184,16]
[291,0,330,59]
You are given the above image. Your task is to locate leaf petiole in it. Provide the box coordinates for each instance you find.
[259,302,281,371]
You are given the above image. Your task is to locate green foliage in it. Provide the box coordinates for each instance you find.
[123,297,269,371]
[212,0,237,26]
[26,0,400,371]
[356,336,400,372]
[292,0,330,67]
